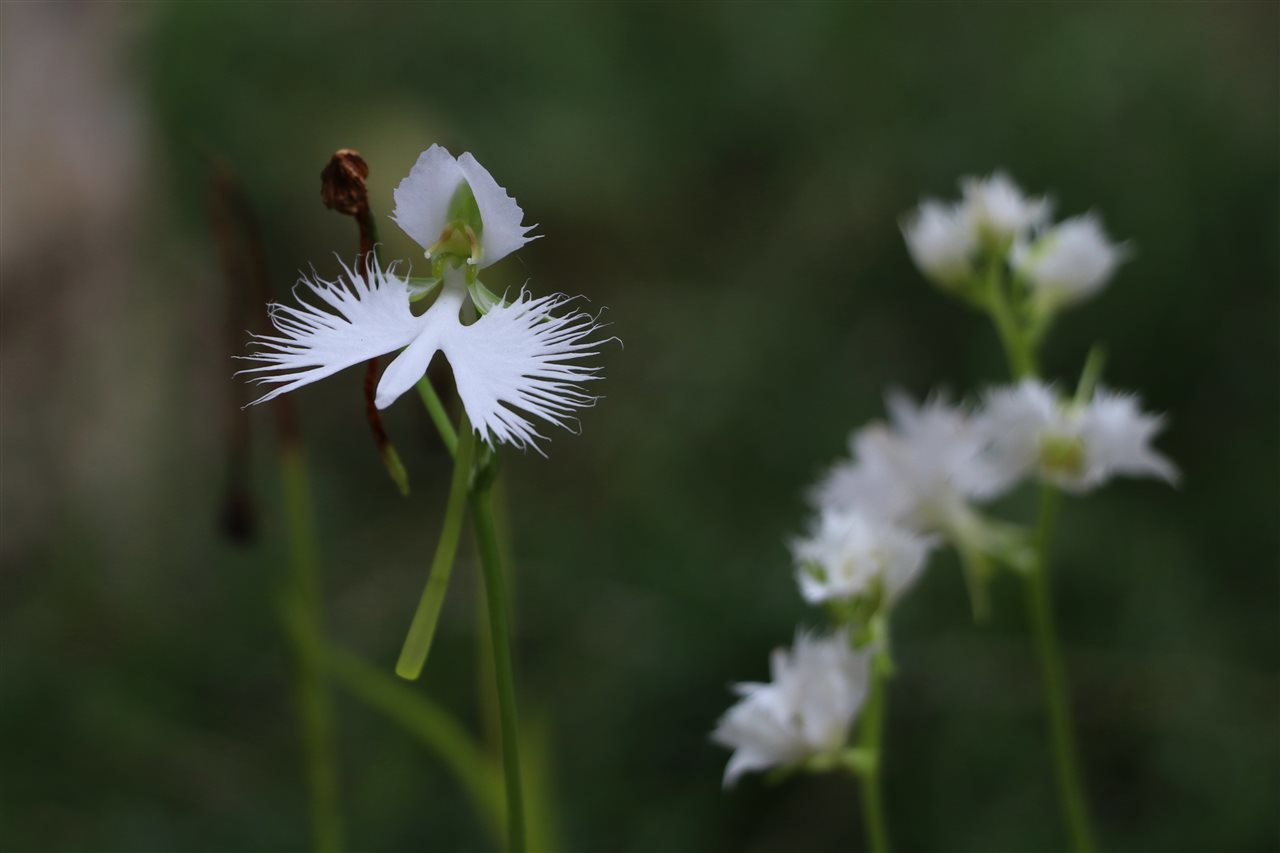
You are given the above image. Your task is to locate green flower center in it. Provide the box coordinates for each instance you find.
[1039,433,1086,477]
[426,181,486,281]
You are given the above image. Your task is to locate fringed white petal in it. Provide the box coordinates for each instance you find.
[456,152,537,268]
[1080,388,1179,487]
[391,144,467,252]
[239,261,424,405]
[441,289,606,452]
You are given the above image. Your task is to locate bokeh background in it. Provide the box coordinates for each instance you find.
[2,3,1277,852]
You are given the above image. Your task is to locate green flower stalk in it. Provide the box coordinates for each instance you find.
[394,414,477,681]
[901,171,1178,852]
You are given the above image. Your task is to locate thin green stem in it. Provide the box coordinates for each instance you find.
[981,235,1095,851]
[477,478,517,757]
[984,258,1036,379]
[416,376,459,456]
[1074,345,1107,405]
[856,663,890,853]
[954,541,993,623]
[395,416,476,680]
[471,481,528,853]
[1025,486,1096,853]
[279,444,344,853]
[476,551,502,759]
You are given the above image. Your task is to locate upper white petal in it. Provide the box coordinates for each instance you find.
[391,145,468,252]
[457,152,538,268]
[239,260,425,405]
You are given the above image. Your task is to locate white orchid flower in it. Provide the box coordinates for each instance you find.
[240,146,606,451]
[791,509,930,609]
[979,379,1178,492]
[713,631,871,787]
[812,392,1016,537]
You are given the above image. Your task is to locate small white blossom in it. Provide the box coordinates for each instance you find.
[812,393,1016,535]
[1012,214,1128,308]
[960,171,1051,244]
[792,510,930,608]
[712,632,871,787]
[240,148,606,451]
[980,380,1178,492]
[902,199,977,287]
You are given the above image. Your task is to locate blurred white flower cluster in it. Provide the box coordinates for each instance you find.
[812,383,1176,593]
[714,171,1176,797]
[903,171,1128,315]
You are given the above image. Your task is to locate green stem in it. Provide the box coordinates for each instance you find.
[1025,486,1096,853]
[856,664,890,853]
[981,236,1095,851]
[395,416,476,680]
[471,481,528,853]
[954,541,993,623]
[1074,345,1107,405]
[279,444,344,853]
[984,259,1036,379]
[477,478,517,757]
[416,376,458,456]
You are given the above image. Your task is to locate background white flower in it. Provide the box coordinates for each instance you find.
[1012,213,1128,308]
[980,380,1178,492]
[961,171,1051,244]
[391,144,538,268]
[902,199,976,287]
[812,392,1016,535]
[792,509,930,608]
[712,632,871,787]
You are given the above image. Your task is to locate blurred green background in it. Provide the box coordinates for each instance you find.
[1,3,1276,851]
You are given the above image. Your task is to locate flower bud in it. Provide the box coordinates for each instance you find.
[320,149,371,216]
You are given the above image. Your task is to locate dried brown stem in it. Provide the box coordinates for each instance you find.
[322,149,408,495]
